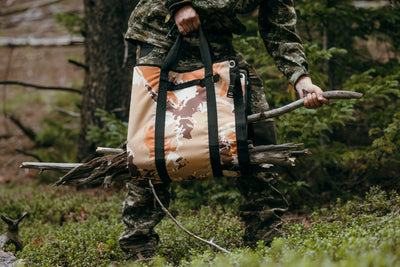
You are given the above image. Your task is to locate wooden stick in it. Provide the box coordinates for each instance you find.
[248,91,363,123]
[96,147,124,154]
[148,179,232,255]
[20,162,82,171]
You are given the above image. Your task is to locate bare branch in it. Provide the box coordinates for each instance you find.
[0,81,82,94]
[15,149,42,162]
[6,113,36,142]
[68,59,89,71]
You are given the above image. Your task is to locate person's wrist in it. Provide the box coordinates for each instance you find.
[295,75,312,92]
[166,0,193,17]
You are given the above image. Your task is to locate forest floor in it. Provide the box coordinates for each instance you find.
[0,0,84,185]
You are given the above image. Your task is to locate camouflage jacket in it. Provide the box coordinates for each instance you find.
[125,0,309,85]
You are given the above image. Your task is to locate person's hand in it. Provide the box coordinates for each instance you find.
[174,6,200,35]
[295,76,330,108]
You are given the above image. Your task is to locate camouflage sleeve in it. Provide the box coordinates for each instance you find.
[166,0,193,15]
[258,0,309,86]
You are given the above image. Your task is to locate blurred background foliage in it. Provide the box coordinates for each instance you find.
[231,0,400,209]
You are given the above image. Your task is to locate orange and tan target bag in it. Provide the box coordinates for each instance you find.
[127,27,250,184]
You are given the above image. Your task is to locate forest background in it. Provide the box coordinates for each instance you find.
[0,0,400,266]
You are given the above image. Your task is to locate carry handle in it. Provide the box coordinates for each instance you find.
[161,25,213,76]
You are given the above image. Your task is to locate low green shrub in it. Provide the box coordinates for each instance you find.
[2,184,400,266]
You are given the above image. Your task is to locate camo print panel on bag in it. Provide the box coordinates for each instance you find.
[127,60,245,183]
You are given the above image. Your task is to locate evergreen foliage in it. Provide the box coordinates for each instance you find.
[232,1,400,207]
[1,184,399,266]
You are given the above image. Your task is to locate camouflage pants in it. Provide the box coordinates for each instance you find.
[119,182,171,259]
[118,43,288,257]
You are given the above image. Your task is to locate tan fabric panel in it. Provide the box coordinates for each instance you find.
[127,60,244,183]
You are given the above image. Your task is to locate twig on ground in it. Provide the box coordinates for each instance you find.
[148,179,232,255]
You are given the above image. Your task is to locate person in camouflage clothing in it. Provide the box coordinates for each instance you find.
[119,0,329,262]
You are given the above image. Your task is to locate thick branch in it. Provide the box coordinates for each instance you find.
[0,81,82,94]
[248,91,363,123]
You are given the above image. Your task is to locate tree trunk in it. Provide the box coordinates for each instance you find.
[79,0,138,161]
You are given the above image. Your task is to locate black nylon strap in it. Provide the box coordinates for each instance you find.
[154,26,184,183]
[198,26,222,177]
[168,74,219,91]
[204,75,223,178]
[155,25,223,180]
[233,70,251,175]
[155,70,172,184]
